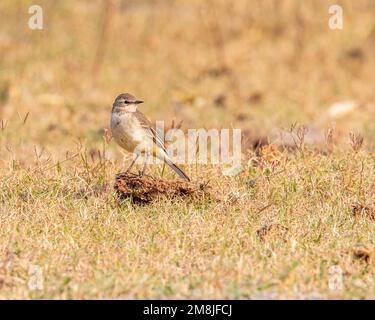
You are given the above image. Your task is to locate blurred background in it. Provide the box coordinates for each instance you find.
[0,0,374,164]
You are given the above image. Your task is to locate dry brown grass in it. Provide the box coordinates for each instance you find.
[0,0,374,299]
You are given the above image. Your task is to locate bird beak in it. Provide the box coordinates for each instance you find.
[134,100,144,104]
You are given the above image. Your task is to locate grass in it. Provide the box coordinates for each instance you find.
[0,0,374,299]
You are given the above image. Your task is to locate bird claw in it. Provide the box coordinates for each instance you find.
[137,171,154,179]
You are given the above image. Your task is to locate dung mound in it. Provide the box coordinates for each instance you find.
[114,173,212,204]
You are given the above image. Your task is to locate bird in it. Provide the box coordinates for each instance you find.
[110,93,190,181]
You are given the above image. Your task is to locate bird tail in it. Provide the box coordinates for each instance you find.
[165,158,190,181]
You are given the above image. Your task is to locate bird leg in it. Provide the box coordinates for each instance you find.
[125,154,139,174]
[139,152,150,177]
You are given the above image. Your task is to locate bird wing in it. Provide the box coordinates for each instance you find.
[134,109,190,181]
[134,109,167,154]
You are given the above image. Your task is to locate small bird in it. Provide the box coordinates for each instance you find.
[110,93,190,181]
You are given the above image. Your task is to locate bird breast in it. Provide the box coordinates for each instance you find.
[111,112,145,153]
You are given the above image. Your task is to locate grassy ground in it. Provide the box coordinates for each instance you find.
[0,0,374,299]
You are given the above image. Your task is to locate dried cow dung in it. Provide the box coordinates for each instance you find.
[114,173,212,204]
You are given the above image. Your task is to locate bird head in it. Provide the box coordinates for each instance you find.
[112,93,144,113]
